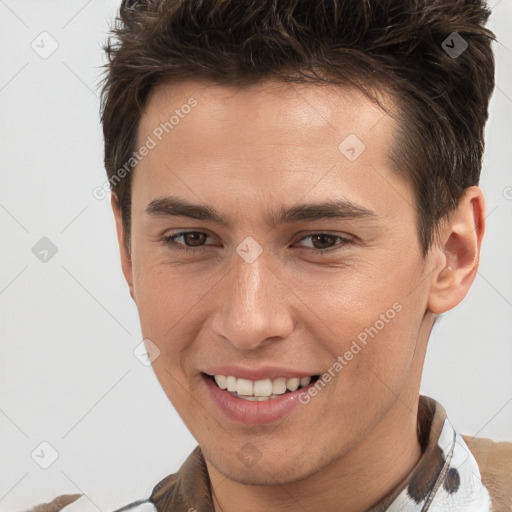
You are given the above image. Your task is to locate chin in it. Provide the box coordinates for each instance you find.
[202,441,334,486]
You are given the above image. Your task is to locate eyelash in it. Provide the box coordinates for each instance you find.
[161,231,353,254]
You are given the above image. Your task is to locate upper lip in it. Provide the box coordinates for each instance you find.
[202,366,320,381]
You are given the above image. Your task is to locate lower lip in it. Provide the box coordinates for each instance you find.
[202,374,314,425]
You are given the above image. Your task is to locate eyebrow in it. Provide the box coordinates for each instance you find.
[145,195,377,228]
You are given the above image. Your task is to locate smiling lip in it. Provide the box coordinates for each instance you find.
[202,365,315,381]
[201,368,319,425]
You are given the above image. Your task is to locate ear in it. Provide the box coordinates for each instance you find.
[111,195,135,300]
[427,186,485,314]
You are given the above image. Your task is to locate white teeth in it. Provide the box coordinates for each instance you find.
[286,377,300,392]
[214,375,227,389]
[212,374,315,397]
[272,377,287,395]
[300,376,311,387]
[253,379,272,397]
[226,375,237,392]
[236,378,253,396]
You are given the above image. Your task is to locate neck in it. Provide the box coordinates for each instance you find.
[208,392,423,512]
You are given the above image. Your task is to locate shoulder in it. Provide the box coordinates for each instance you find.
[27,494,157,512]
[463,434,512,512]
[26,447,206,512]
[26,494,82,512]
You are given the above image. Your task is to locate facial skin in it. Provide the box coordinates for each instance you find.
[112,79,484,512]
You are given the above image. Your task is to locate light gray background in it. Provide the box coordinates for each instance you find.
[0,1,511,510]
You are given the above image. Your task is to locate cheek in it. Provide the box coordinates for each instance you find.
[284,261,423,393]
[133,264,205,409]
[316,299,415,383]
[304,305,420,443]
[131,262,201,354]
[281,255,415,336]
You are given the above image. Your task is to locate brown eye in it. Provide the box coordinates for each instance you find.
[297,233,353,253]
[181,232,207,246]
[162,231,213,252]
[309,234,338,249]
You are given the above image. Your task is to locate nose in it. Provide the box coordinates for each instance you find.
[211,249,294,350]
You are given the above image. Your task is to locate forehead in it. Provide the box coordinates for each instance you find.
[133,78,410,222]
[139,78,394,152]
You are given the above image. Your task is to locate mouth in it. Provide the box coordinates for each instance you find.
[204,373,321,401]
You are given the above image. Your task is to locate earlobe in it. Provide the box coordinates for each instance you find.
[427,186,485,315]
[111,195,135,300]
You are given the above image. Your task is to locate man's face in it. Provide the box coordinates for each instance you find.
[122,79,436,484]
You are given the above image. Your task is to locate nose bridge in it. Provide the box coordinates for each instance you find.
[212,249,293,350]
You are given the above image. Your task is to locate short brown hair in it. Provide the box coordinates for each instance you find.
[101,0,495,254]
